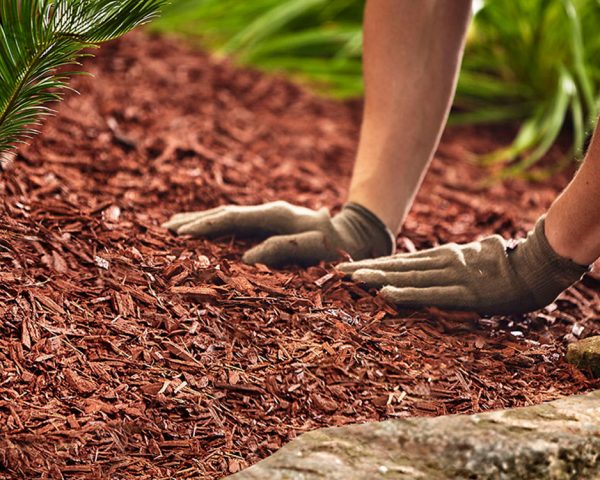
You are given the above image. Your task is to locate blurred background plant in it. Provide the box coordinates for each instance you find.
[153,0,600,176]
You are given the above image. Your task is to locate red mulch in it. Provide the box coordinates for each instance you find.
[0,32,598,480]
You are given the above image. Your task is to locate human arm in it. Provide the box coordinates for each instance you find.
[339,120,600,315]
[163,0,472,267]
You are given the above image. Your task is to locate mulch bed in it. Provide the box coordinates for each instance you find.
[0,31,598,479]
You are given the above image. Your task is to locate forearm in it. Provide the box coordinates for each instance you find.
[545,121,600,266]
[348,0,472,233]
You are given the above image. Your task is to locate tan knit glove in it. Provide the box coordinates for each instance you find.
[163,201,395,267]
[338,217,590,315]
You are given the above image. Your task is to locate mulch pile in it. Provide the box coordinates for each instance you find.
[0,32,598,479]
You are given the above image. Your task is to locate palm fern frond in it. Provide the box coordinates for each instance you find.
[0,0,167,156]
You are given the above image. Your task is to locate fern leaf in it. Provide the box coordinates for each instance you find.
[0,0,166,156]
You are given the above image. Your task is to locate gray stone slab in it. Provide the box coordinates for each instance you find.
[227,390,600,480]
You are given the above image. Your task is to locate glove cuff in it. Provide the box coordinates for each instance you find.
[512,216,591,309]
[343,202,396,257]
[532,216,591,276]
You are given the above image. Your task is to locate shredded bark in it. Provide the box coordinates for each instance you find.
[0,32,598,479]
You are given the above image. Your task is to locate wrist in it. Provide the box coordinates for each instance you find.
[544,213,599,266]
[345,202,396,255]
[518,216,590,282]
[346,187,405,234]
[507,217,590,311]
[333,202,396,260]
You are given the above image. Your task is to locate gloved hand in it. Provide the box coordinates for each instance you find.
[338,217,590,315]
[163,201,395,267]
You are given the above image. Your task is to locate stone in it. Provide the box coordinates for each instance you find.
[227,390,600,480]
[566,336,600,377]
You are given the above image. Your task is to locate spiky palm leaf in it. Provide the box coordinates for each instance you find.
[0,0,166,156]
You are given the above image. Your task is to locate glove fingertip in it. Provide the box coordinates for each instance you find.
[177,223,204,236]
[350,268,369,281]
[380,285,403,302]
[242,245,273,267]
[241,249,260,265]
[161,217,183,230]
[336,262,358,274]
[351,268,383,284]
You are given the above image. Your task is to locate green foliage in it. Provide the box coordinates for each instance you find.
[0,0,167,156]
[154,0,365,97]
[153,0,600,174]
[460,0,599,175]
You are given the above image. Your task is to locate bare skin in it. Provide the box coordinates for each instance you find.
[348,0,472,234]
[336,0,598,313]
[545,125,600,266]
[351,0,599,266]
[166,0,598,313]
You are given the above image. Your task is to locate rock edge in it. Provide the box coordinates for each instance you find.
[227,389,600,480]
[567,336,600,377]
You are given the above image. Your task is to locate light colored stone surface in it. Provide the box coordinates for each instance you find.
[227,390,600,480]
[567,336,600,376]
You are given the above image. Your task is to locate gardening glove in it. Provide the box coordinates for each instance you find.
[162,201,395,267]
[338,216,590,315]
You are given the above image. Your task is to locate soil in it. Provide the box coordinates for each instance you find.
[0,32,598,480]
